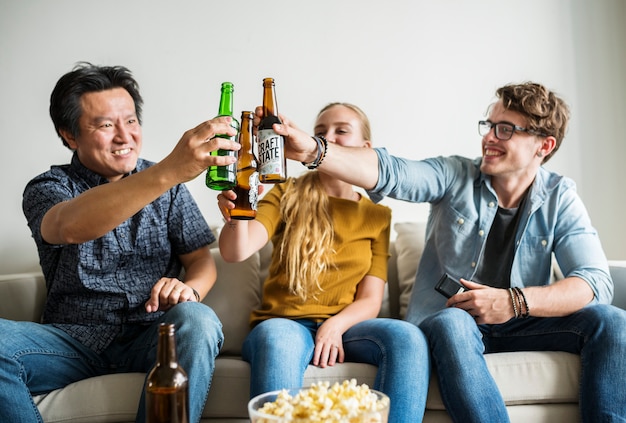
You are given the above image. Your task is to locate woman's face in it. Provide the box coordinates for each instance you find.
[314,105,371,148]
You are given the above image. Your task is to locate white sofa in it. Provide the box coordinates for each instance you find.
[1,221,625,423]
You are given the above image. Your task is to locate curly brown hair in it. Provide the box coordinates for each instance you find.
[495,82,570,163]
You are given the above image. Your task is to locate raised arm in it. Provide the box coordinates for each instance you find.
[254,106,380,190]
[217,189,269,263]
[41,118,239,245]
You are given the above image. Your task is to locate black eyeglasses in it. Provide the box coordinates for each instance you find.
[478,120,548,141]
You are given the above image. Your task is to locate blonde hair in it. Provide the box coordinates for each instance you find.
[277,102,371,301]
[277,172,335,301]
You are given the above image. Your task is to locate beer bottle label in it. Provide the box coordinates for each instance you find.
[248,172,259,210]
[257,128,285,176]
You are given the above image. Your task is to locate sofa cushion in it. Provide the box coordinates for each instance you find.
[204,249,261,355]
[0,273,46,322]
[34,373,143,423]
[32,350,581,422]
[393,222,427,319]
[425,351,580,410]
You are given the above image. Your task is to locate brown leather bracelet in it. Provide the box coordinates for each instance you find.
[190,287,200,302]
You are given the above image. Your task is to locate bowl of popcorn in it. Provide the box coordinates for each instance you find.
[248,379,390,423]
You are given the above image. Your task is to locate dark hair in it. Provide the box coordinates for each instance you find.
[495,82,570,163]
[49,62,143,148]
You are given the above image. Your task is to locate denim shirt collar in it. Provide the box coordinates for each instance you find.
[474,158,559,216]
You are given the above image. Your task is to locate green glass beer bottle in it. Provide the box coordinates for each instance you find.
[206,82,240,190]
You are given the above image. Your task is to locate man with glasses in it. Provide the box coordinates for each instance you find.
[263,82,626,422]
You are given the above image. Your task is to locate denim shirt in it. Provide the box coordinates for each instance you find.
[368,148,613,325]
[22,154,215,353]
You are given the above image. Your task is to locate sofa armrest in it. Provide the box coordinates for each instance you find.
[0,272,46,322]
[609,261,626,310]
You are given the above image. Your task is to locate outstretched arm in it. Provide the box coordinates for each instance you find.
[41,118,240,245]
[254,106,380,190]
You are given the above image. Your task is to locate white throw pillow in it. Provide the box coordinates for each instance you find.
[393,222,427,319]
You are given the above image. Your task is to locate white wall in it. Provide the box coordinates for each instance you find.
[1,0,624,273]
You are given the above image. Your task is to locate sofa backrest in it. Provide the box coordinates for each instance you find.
[3,222,625,359]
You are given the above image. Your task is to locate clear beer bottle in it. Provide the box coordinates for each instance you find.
[206,82,240,190]
[230,111,259,220]
[145,323,189,423]
[257,78,287,183]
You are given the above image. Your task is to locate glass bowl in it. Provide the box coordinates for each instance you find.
[248,383,389,423]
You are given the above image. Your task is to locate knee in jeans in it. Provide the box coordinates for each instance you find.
[385,321,428,351]
[253,320,296,347]
[419,307,474,339]
[587,304,626,343]
[247,319,310,358]
[167,302,224,346]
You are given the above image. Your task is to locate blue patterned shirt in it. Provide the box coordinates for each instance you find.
[22,154,215,353]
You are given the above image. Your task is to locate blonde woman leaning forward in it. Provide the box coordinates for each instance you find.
[217,103,429,423]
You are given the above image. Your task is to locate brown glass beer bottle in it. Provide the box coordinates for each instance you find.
[145,323,189,423]
[257,78,287,183]
[230,111,259,220]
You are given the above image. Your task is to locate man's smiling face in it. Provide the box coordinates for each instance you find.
[63,87,142,181]
[479,101,543,181]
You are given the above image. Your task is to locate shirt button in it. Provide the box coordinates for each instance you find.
[478,230,485,236]
[488,201,495,208]
[471,262,476,268]
[541,239,548,246]
[457,218,464,225]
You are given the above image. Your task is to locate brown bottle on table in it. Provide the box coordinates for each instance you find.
[230,111,259,220]
[145,323,189,423]
[257,77,287,183]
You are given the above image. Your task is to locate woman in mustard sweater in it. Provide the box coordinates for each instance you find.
[216,103,429,422]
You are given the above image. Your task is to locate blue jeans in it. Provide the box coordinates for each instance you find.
[242,317,430,423]
[0,302,223,423]
[419,305,626,423]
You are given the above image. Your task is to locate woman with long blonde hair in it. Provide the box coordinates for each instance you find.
[217,103,429,422]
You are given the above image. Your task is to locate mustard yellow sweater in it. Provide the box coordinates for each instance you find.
[251,181,391,326]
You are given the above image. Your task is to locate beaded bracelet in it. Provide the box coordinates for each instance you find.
[508,288,520,318]
[301,136,328,169]
[514,287,530,318]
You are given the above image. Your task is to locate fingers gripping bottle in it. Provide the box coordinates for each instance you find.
[145,323,189,423]
[230,111,259,220]
[206,82,240,190]
[257,78,287,183]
